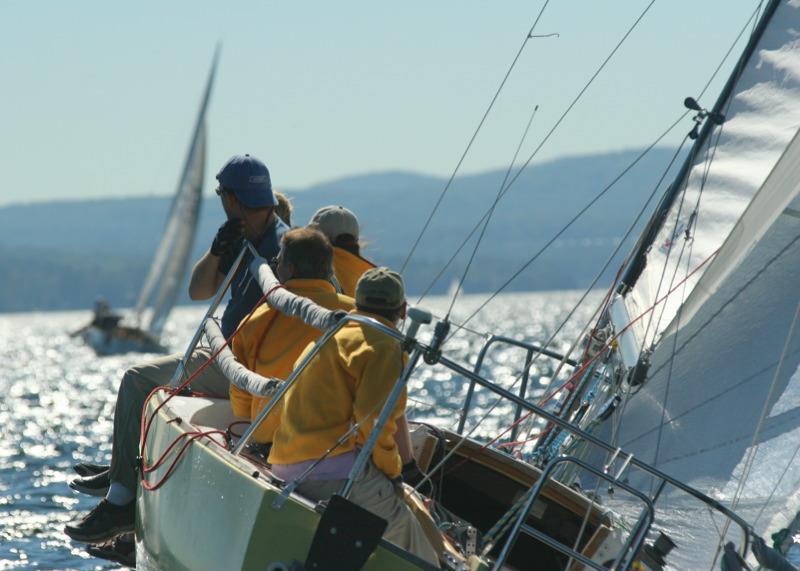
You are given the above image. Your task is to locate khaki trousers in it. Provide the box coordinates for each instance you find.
[296,462,440,568]
[108,348,229,492]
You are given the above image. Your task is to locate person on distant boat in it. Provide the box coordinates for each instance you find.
[70,297,123,338]
[64,154,289,545]
[229,227,354,446]
[91,297,122,331]
[268,267,440,567]
[308,205,376,297]
[274,190,293,226]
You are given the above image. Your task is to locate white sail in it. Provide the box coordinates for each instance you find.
[611,143,800,567]
[595,4,800,563]
[619,0,800,352]
[134,49,219,336]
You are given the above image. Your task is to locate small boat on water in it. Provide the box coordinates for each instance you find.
[131,1,800,569]
[78,50,218,356]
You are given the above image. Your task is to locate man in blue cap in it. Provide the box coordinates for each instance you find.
[65,154,289,546]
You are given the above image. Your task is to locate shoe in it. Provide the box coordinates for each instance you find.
[69,470,110,497]
[86,532,136,568]
[64,499,135,543]
[73,462,110,477]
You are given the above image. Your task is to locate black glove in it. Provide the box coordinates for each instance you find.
[211,218,244,257]
[402,459,433,496]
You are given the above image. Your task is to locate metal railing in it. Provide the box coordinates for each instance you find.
[457,335,578,439]
[491,455,658,571]
[167,243,754,568]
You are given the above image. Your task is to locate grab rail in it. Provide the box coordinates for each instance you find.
[491,456,657,571]
[169,242,753,567]
[458,335,578,439]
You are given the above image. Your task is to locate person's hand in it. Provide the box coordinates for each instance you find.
[211,218,244,257]
[402,459,433,496]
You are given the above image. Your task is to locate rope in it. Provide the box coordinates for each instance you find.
[400,1,552,273]
[139,289,270,491]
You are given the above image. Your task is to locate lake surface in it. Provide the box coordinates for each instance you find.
[0,291,602,570]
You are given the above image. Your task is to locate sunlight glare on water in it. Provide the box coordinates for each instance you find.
[0,291,601,569]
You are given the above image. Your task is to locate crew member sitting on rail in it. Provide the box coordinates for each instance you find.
[268,267,440,566]
[229,227,354,444]
[308,205,375,297]
[64,154,289,545]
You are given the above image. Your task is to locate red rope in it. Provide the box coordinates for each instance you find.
[138,288,271,492]
[490,247,720,453]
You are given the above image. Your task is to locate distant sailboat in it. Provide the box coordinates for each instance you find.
[79,49,219,356]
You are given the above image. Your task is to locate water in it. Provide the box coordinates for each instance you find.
[0,291,602,570]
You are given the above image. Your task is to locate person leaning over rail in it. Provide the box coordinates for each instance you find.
[64,154,289,545]
[268,267,440,566]
[308,205,375,297]
[229,227,354,446]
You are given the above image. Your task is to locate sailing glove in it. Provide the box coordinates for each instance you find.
[401,459,433,496]
[211,218,244,257]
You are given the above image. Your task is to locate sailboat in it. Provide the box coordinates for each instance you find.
[79,50,219,356]
[129,2,800,570]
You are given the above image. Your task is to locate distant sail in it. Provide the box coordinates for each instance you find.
[134,48,219,336]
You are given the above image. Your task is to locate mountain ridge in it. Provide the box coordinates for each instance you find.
[0,147,680,312]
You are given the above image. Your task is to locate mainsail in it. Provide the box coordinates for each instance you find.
[617,0,800,351]
[134,49,219,337]
[601,0,800,565]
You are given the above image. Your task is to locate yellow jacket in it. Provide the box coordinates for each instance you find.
[333,247,375,297]
[230,279,354,443]
[269,310,408,479]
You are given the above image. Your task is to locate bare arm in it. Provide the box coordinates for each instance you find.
[188,250,225,300]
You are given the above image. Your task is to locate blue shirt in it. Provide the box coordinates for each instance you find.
[219,217,289,338]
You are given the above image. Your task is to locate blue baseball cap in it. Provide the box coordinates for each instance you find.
[215,154,275,208]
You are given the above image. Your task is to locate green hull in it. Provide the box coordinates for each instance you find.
[136,394,431,571]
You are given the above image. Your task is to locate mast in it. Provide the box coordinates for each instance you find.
[617,0,781,294]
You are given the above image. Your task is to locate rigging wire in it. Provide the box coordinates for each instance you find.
[444,113,686,341]
[590,0,765,457]
[649,94,734,471]
[415,0,659,304]
[617,234,800,455]
[712,300,800,560]
[613,0,761,371]
[400,0,552,273]
[419,118,693,461]
[414,246,720,496]
[510,131,694,447]
[445,103,540,318]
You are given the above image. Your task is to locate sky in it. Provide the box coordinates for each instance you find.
[0,0,764,206]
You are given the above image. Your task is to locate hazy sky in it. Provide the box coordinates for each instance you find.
[1,1,762,206]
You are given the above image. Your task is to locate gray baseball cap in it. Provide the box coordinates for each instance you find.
[309,205,359,241]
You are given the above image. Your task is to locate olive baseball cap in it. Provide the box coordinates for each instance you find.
[356,267,405,310]
[309,205,359,241]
